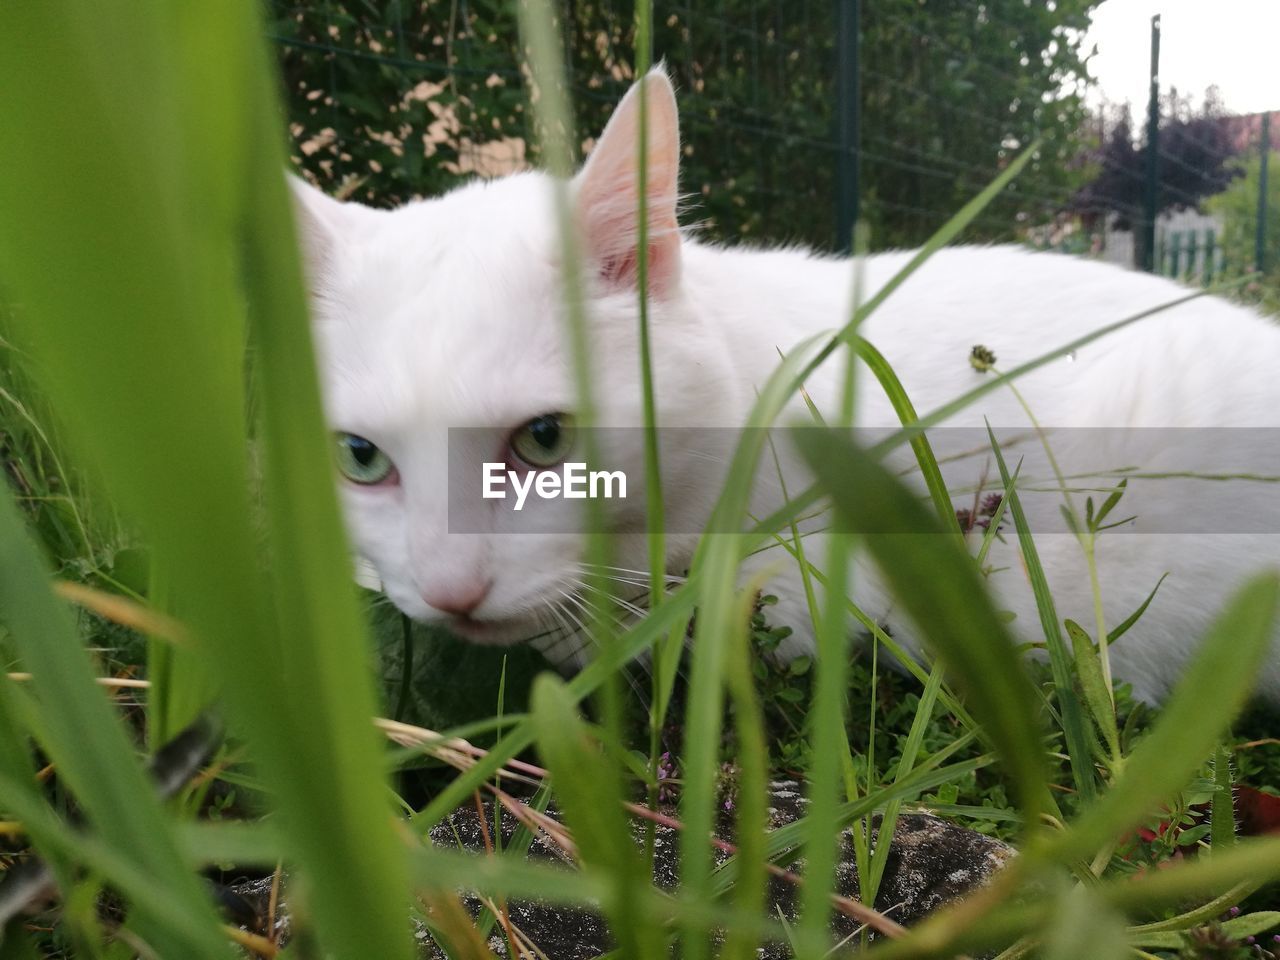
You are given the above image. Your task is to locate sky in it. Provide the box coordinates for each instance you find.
[1083,0,1280,115]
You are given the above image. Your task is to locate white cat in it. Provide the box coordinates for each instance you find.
[289,68,1280,703]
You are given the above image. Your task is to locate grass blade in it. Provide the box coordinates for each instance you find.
[853,337,961,536]
[986,424,1098,800]
[0,497,229,957]
[529,675,663,958]
[792,428,1047,827]
[0,5,414,957]
[866,662,947,899]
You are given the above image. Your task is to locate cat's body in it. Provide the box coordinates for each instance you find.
[291,70,1280,704]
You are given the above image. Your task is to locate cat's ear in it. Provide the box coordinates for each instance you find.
[286,174,349,280]
[572,67,681,297]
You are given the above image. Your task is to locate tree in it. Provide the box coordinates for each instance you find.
[271,0,1102,250]
[1070,89,1243,232]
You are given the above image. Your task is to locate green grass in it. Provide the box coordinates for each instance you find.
[1,2,1279,959]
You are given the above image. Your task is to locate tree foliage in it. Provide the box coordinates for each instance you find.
[1071,90,1243,231]
[1207,148,1280,314]
[271,0,1101,250]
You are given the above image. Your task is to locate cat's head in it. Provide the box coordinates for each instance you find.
[289,68,733,654]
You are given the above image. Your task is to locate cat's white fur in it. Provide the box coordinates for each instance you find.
[291,69,1280,703]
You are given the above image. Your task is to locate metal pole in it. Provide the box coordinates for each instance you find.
[1141,14,1161,272]
[835,0,860,253]
[1257,112,1271,274]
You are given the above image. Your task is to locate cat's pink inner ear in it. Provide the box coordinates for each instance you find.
[573,68,681,296]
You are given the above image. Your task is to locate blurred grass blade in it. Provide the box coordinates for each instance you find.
[631,1,666,617]
[874,836,1280,960]
[0,770,234,954]
[792,428,1047,827]
[1041,884,1128,960]
[0,4,413,957]
[0,497,230,957]
[529,674,664,958]
[721,580,772,960]
[1103,835,1280,910]
[797,524,856,950]
[678,334,830,960]
[1043,574,1278,865]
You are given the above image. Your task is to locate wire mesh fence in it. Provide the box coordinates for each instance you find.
[270,1,1276,282]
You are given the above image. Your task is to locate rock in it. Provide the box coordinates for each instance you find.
[229,780,1013,957]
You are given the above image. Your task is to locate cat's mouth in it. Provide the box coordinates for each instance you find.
[440,612,532,646]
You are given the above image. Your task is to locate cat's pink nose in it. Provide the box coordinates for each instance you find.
[423,580,492,618]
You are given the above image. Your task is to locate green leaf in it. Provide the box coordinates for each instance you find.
[1210,744,1236,853]
[1107,573,1168,646]
[1064,619,1121,762]
[1091,478,1128,529]
[677,331,830,960]
[1043,574,1279,865]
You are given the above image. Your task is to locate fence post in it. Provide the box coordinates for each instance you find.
[1141,14,1161,272]
[835,0,860,253]
[1257,111,1271,274]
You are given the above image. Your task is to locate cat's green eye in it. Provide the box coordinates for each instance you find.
[510,413,575,468]
[334,433,395,485]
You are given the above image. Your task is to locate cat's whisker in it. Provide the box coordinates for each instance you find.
[575,562,687,584]
[535,599,584,668]
[528,605,567,644]
[560,581,661,695]
[553,590,651,710]
[567,578,650,619]
[549,592,605,673]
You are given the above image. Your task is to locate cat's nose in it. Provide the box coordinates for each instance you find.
[422,580,492,618]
